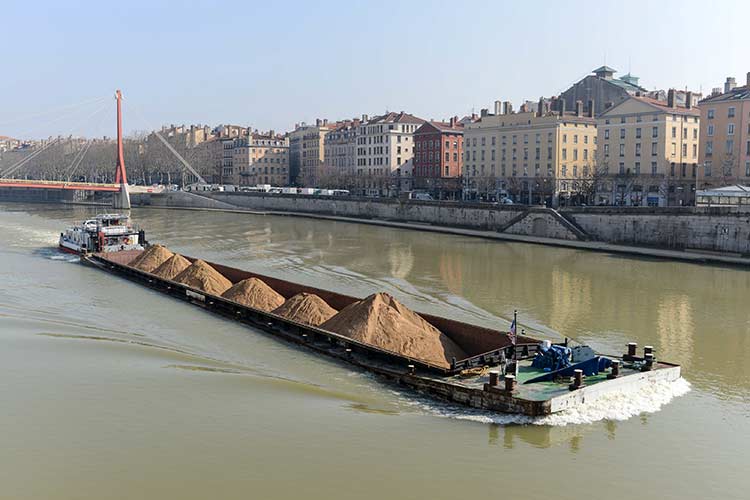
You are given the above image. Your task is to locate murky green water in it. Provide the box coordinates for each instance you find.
[0,203,747,499]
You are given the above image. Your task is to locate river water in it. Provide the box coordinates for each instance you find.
[0,203,747,499]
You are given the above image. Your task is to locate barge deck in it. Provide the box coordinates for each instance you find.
[82,250,681,417]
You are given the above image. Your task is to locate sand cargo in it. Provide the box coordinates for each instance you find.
[82,248,681,417]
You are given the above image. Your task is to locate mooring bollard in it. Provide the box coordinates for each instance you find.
[608,359,621,379]
[407,364,416,375]
[627,342,637,357]
[489,371,499,387]
[504,374,516,392]
[345,348,352,358]
[643,353,654,371]
[569,369,583,391]
[644,345,654,356]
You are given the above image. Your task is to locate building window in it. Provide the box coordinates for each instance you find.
[693,144,698,158]
[604,129,610,140]
[726,139,734,153]
[746,161,750,177]
[652,142,658,156]
[619,144,625,157]
[728,107,736,118]
[707,109,715,119]
[635,143,641,157]
[635,162,641,175]
[706,140,713,155]
[707,124,714,136]
[671,126,676,138]
[619,162,625,174]
[728,123,735,135]
[636,128,642,139]
[620,128,626,139]
[604,144,610,156]
[651,161,657,175]
[705,160,712,177]
[652,126,658,138]
[671,142,676,156]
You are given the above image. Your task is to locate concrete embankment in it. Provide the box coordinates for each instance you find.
[130,191,750,266]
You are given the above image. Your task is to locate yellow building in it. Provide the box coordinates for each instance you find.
[463,100,597,205]
[596,90,700,206]
[233,131,289,187]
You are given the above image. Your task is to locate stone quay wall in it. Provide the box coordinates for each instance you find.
[131,191,750,256]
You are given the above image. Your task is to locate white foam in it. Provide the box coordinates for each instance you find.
[417,377,691,426]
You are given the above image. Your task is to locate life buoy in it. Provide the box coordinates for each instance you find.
[124,237,131,245]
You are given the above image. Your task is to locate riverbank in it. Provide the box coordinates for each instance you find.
[133,199,750,268]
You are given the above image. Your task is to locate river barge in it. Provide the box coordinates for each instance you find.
[81,249,681,417]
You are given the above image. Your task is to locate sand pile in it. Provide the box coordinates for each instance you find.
[173,259,232,296]
[320,293,466,368]
[272,293,337,326]
[152,254,191,280]
[222,277,285,312]
[129,244,173,273]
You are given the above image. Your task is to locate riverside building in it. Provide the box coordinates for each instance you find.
[596,90,700,207]
[698,73,750,190]
[355,111,424,196]
[413,118,464,199]
[463,100,597,206]
[233,130,289,187]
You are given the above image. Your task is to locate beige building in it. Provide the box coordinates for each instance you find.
[698,73,750,189]
[355,111,424,195]
[597,90,700,206]
[0,135,20,153]
[233,131,289,186]
[288,119,337,186]
[463,100,597,205]
[323,119,360,185]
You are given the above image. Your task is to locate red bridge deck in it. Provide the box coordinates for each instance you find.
[0,178,121,192]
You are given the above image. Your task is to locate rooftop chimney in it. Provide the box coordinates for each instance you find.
[449,116,456,127]
[316,118,322,127]
[269,129,275,137]
[494,100,502,115]
[520,103,529,113]
[725,77,737,93]
[575,100,583,117]
[558,99,566,117]
[587,99,595,118]
[537,97,545,117]
[667,89,676,108]
[747,72,750,88]
[605,101,614,110]
[480,108,489,117]
[685,92,693,109]
[361,114,368,122]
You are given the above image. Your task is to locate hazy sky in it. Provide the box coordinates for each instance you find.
[1,0,748,139]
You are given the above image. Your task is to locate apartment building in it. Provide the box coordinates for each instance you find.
[0,135,20,152]
[323,119,360,184]
[698,73,750,189]
[597,89,700,206]
[463,100,597,205]
[288,119,336,186]
[233,130,289,186]
[413,118,464,199]
[355,111,424,195]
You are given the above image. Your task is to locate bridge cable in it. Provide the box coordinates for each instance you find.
[0,95,109,128]
[128,101,207,184]
[0,138,62,178]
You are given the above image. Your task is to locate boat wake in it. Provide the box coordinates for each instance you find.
[417,377,691,426]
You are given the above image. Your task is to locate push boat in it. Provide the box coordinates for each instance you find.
[59,213,145,255]
[79,245,681,417]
